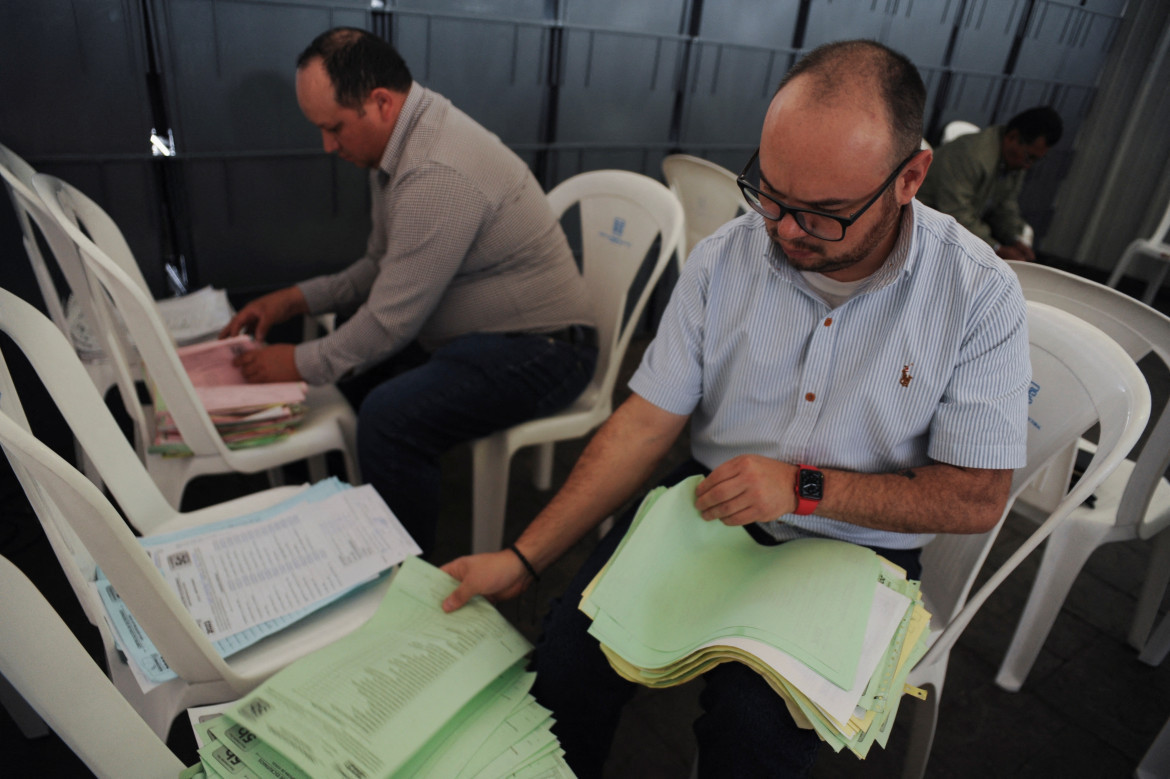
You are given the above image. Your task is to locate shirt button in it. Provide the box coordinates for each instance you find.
[805,392,816,402]
[824,317,833,326]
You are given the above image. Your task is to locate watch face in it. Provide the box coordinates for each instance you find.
[798,468,824,499]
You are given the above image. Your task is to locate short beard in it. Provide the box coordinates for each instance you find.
[774,189,902,275]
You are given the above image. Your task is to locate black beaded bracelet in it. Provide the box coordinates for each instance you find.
[508,543,540,582]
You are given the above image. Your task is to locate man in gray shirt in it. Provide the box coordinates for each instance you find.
[221,28,596,555]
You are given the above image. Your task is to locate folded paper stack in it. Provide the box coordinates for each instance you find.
[580,475,932,758]
[149,334,308,455]
[183,557,573,779]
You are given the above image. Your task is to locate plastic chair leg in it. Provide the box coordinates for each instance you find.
[1145,262,1170,306]
[1107,244,1138,289]
[1136,712,1170,779]
[306,454,328,484]
[533,442,555,491]
[901,680,942,779]
[1130,529,1170,651]
[995,522,1107,692]
[1138,611,1170,666]
[471,434,513,554]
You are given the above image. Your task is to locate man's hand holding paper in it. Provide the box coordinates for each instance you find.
[695,454,797,525]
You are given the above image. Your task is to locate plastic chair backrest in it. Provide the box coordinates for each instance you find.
[0,555,186,778]
[32,173,226,459]
[0,284,175,534]
[1008,261,1170,538]
[547,170,684,406]
[941,120,980,145]
[0,143,71,332]
[661,154,743,261]
[0,288,236,685]
[920,301,1150,646]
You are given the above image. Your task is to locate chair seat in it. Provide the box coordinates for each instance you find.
[143,382,358,509]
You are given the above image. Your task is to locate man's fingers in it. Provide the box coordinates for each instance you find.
[442,581,475,613]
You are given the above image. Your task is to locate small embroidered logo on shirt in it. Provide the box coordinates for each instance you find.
[899,363,914,387]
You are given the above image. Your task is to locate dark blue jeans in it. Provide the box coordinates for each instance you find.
[352,331,597,558]
[531,459,922,779]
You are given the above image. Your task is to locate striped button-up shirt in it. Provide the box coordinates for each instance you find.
[629,200,1030,549]
[295,85,594,385]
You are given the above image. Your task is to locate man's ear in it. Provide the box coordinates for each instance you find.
[369,87,400,123]
[897,149,932,204]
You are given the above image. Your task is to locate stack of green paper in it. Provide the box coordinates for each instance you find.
[182,557,574,779]
[580,476,932,758]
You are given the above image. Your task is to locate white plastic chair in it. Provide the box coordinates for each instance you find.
[661,154,743,267]
[1137,711,1170,779]
[0,284,388,739]
[0,555,187,778]
[941,119,980,144]
[0,142,116,486]
[900,301,1150,778]
[468,170,684,554]
[992,262,1170,690]
[1106,196,1170,305]
[31,172,360,508]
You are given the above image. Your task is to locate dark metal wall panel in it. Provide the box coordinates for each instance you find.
[803,0,957,68]
[555,28,683,172]
[949,0,1027,74]
[155,1,367,154]
[154,0,370,291]
[693,0,800,48]
[1014,0,1124,84]
[677,40,791,157]
[391,11,549,145]
[181,156,369,290]
[0,0,153,156]
[562,0,685,33]
[0,1,166,298]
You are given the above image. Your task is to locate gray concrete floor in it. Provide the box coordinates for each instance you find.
[4,283,1170,777]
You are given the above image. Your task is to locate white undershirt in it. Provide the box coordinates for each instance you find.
[800,271,868,308]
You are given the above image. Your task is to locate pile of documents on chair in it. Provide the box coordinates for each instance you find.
[182,556,573,779]
[96,478,420,689]
[581,475,932,758]
[69,284,234,360]
[150,334,309,455]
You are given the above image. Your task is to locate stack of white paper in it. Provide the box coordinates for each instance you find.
[580,476,932,758]
[68,285,233,359]
[96,479,420,691]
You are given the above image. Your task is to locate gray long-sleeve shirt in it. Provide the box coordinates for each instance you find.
[295,85,594,385]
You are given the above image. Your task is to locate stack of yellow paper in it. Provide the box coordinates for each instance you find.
[184,557,575,779]
[580,476,932,758]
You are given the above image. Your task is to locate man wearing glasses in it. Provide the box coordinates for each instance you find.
[220,28,597,558]
[442,39,1029,777]
[917,106,1063,261]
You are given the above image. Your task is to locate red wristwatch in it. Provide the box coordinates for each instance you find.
[794,464,824,515]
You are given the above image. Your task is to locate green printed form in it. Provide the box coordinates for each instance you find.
[222,556,533,779]
[582,475,881,689]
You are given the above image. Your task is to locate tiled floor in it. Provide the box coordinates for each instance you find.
[3,265,1170,777]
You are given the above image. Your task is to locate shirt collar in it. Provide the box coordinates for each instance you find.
[763,202,918,294]
[375,83,425,185]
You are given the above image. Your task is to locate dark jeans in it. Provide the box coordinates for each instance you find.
[351,331,597,558]
[531,459,922,779]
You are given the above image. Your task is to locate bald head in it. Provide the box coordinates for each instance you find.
[776,40,925,165]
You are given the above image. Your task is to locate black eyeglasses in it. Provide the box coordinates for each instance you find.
[736,148,920,242]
